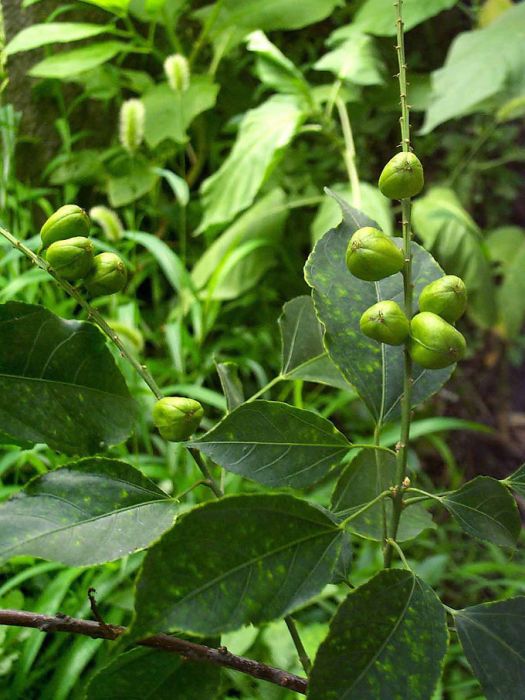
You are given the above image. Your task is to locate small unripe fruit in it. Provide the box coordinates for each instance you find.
[346,227,404,281]
[46,237,94,280]
[153,397,204,441]
[378,152,424,200]
[410,312,466,369]
[164,53,190,92]
[360,301,409,345]
[418,275,467,323]
[84,252,127,297]
[41,205,90,248]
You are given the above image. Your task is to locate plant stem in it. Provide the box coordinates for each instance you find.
[0,226,163,400]
[335,97,362,209]
[189,448,223,498]
[385,538,411,570]
[350,443,397,457]
[384,0,414,568]
[0,609,308,694]
[340,490,392,527]
[285,617,312,674]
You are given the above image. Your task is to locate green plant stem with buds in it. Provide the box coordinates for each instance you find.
[384,0,414,568]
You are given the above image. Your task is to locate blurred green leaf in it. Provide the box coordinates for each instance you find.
[246,31,311,98]
[6,23,110,55]
[0,458,176,566]
[442,476,520,548]
[455,597,525,700]
[132,494,344,636]
[504,463,525,498]
[412,187,497,327]
[199,95,305,231]
[190,400,349,488]
[28,41,127,79]
[353,0,458,36]
[314,28,384,86]
[308,569,448,699]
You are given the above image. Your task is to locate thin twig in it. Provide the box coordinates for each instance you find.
[189,448,223,498]
[0,609,308,694]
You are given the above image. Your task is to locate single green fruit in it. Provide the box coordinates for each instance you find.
[346,227,404,281]
[378,152,424,199]
[410,312,466,369]
[41,205,90,248]
[153,397,204,441]
[46,237,94,280]
[360,300,409,345]
[84,252,127,297]
[419,275,467,323]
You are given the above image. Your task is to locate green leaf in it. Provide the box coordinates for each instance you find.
[422,3,525,132]
[0,458,176,566]
[80,0,131,13]
[331,451,435,542]
[189,400,349,488]
[442,476,520,547]
[246,31,311,98]
[455,597,525,700]
[153,167,190,206]
[191,189,288,299]
[0,302,135,455]
[86,646,220,699]
[505,463,525,498]
[304,198,452,422]
[307,569,448,699]
[216,361,244,411]
[6,23,110,55]
[353,0,458,36]
[486,227,525,339]
[107,158,158,207]
[143,77,219,148]
[412,187,497,328]
[279,296,353,391]
[28,41,127,79]
[311,183,393,242]
[314,28,384,86]
[132,494,344,637]
[199,96,305,231]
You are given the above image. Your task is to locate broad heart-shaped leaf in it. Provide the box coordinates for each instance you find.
[441,476,520,548]
[132,494,344,637]
[331,451,435,542]
[279,296,353,391]
[505,463,525,498]
[455,597,525,700]
[0,302,135,454]
[304,204,452,423]
[307,569,448,699]
[86,646,220,700]
[188,400,350,488]
[0,458,177,566]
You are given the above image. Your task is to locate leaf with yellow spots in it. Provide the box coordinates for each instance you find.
[308,569,448,699]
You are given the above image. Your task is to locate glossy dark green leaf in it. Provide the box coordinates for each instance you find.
[86,646,220,700]
[189,400,350,488]
[0,458,177,566]
[132,494,343,637]
[304,199,452,422]
[279,296,353,391]
[331,451,435,542]
[442,476,520,547]
[0,302,135,454]
[307,569,448,700]
[216,361,244,411]
[455,597,525,700]
[504,463,525,498]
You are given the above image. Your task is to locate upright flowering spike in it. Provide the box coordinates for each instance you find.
[89,206,124,242]
[119,99,145,154]
[164,53,190,92]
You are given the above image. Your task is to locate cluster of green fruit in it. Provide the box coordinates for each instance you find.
[345,152,467,370]
[41,205,127,296]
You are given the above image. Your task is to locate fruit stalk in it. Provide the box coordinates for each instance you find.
[384,0,413,568]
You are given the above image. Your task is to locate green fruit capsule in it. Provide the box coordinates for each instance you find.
[346,227,404,281]
[84,252,127,297]
[41,205,90,248]
[418,275,467,323]
[410,312,466,369]
[378,152,424,200]
[153,397,204,441]
[360,300,409,346]
[46,237,94,280]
